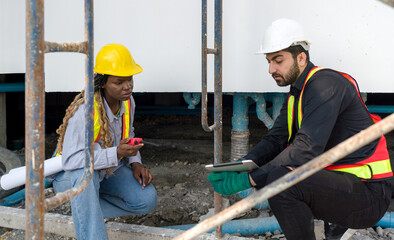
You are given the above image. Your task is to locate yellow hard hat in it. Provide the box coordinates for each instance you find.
[94,43,143,77]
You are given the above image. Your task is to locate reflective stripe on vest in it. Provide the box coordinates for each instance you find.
[325,136,392,179]
[94,98,131,142]
[287,67,393,180]
[287,67,325,141]
[287,96,295,142]
[56,99,131,156]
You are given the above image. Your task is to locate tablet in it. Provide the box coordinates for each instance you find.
[205,160,258,172]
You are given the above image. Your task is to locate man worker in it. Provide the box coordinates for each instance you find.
[208,18,393,240]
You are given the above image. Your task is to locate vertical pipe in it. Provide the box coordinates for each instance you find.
[232,94,249,132]
[201,0,215,132]
[183,92,201,109]
[213,0,223,237]
[25,0,45,239]
[250,94,274,129]
[201,0,223,236]
[202,0,207,91]
[84,0,94,174]
[201,0,210,131]
[231,94,250,161]
[272,93,285,121]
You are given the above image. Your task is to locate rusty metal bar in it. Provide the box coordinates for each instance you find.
[378,0,394,8]
[45,0,94,211]
[25,0,45,238]
[26,0,95,231]
[201,0,216,132]
[213,0,223,238]
[174,113,394,240]
[44,41,88,54]
[206,48,217,55]
[201,0,223,237]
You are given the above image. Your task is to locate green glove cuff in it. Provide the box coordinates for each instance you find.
[237,172,252,191]
[208,171,252,196]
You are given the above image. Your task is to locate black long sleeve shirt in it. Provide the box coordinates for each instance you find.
[247,62,379,188]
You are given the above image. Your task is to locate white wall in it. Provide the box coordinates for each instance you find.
[1,0,394,93]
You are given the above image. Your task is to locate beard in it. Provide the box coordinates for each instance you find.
[272,61,300,86]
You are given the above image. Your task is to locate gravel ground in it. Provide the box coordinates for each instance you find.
[1,113,394,239]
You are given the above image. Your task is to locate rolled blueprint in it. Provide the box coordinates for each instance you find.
[0,155,62,190]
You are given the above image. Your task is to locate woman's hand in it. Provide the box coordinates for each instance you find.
[131,162,153,189]
[117,138,143,159]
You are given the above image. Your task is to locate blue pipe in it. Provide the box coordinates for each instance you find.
[164,211,394,237]
[0,187,28,207]
[367,105,394,114]
[136,105,206,115]
[270,93,286,120]
[164,216,281,235]
[0,83,25,92]
[0,178,51,207]
[376,212,394,228]
[232,94,249,131]
[250,93,274,129]
[164,212,394,237]
[237,188,270,210]
[183,93,201,109]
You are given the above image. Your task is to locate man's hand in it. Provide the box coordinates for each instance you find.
[207,171,251,196]
[117,138,143,159]
[131,162,153,189]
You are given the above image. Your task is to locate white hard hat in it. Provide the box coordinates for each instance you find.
[256,18,311,54]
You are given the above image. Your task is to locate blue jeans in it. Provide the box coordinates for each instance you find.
[53,165,157,240]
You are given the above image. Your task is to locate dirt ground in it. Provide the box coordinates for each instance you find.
[44,112,267,227]
[109,113,266,227]
[2,111,394,239]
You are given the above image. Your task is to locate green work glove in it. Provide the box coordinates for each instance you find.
[207,171,251,196]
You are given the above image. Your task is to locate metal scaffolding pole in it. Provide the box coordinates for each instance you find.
[201,0,223,237]
[25,0,45,237]
[25,0,94,238]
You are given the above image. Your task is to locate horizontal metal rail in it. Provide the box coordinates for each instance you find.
[174,113,394,240]
[44,41,88,54]
[26,3,94,238]
[44,0,94,212]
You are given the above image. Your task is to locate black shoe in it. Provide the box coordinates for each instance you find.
[324,221,348,240]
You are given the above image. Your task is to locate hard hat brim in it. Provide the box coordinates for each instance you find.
[94,63,143,77]
[255,40,311,55]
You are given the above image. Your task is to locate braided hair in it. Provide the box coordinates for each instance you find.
[56,73,115,175]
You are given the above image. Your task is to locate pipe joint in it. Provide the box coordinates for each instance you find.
[250,93,274,129]
[183,93,201,109]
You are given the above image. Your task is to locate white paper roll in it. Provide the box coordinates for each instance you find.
[0,155,63,190]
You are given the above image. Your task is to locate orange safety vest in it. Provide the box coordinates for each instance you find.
[287,67,393,180]
[56,99,131,156]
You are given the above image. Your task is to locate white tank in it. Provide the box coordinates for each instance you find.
[1,0,394,93]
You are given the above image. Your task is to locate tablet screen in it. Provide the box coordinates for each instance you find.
[205,160,258,172]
